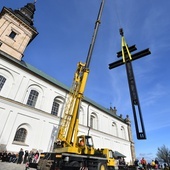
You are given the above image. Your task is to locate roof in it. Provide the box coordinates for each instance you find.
[2,2,36,27]
[114,151,126,158]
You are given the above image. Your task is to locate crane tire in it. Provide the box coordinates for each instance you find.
[98,162,108,170]
[69,161,80,167]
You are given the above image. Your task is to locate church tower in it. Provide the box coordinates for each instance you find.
[0,2,38,60]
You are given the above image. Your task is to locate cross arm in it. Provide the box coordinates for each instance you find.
[109,48,151,69]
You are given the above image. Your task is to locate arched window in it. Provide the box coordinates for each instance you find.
[0,75,6,91]
[112,122,118,136]
[51,96,65,117]
[13,128,27,143]
[26,90,39,107]
[0,69,14,97]
[24,84,44,109]
[90,113,98,130]
[90,115,95,128]
[120,126,126,139]
[51,97,60,116]
[79,107,85,125]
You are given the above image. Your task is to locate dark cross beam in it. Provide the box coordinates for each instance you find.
[109,29,151,140]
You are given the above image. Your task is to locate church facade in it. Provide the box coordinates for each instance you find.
[0,2,135,164]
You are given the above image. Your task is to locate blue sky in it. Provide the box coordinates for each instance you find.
[1,0,170,163]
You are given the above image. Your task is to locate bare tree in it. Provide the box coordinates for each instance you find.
[156,145,170,166]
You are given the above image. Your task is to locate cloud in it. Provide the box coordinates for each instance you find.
[141,83,166,106]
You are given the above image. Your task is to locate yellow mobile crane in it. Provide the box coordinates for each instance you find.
[30,0,115,170]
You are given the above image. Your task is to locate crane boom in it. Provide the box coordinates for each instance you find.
[56,0,105,148]
[29,1,117,169]
[85,0,105,69]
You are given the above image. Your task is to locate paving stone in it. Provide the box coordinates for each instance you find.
[0,161,35,170]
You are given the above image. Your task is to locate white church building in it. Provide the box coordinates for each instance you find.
[0,2,136,164]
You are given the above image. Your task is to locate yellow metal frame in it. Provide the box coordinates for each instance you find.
[121,36,132,63]
[56,62,92,153]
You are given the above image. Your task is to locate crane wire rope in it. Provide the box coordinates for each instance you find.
[113,0,122,29]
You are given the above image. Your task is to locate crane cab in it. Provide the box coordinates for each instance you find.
[77,135,95,155]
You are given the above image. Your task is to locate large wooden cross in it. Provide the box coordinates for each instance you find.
[109,28,151,139]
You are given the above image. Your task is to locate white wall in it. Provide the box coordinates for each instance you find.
[0,57,133,163]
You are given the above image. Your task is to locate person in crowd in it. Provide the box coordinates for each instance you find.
[6,152,11,162]
[17,148,24,164]
[23,150,29,164]
[0,151,2,161]
[147,163,151,170]
[138,163,143,170]
[134,158,139,166]
[28,150,34,163]
[119,157,126,165]
[154,159,159,169]
[28,150,32,163]
[0,151,4,161]
[118,157,126,169]
[140,157,147,170]
[151,160,155,169]
[33,150,39,163]
[134,159,139,170]
[1,151,7,162]
[9,152,17,163]
[164,163,169,170]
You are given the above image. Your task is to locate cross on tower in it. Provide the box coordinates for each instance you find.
[109,28,151,140]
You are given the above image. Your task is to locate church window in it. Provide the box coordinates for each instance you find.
[112,122,118,136]
[90,115,95,128]
[51,97,60,116]
[79,107,85,125]
[13,128,27,143]
[26,90,39,107]
[120,126,126,139]
[0,75,6,91]
[90,113,98,129]
[9,31,17,39]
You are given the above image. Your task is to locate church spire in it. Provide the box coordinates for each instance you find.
[14,2,36,26]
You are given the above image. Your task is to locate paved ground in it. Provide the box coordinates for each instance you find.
[0,161,36,170]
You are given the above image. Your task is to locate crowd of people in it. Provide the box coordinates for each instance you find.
[116,156,169,170]
[0,148,39,164]
[134,157,169,170]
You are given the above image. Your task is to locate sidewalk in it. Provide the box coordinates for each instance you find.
[0,161,35,170]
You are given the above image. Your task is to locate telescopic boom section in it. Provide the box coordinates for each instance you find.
[57,0,105,147]
[85,0,105,69]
